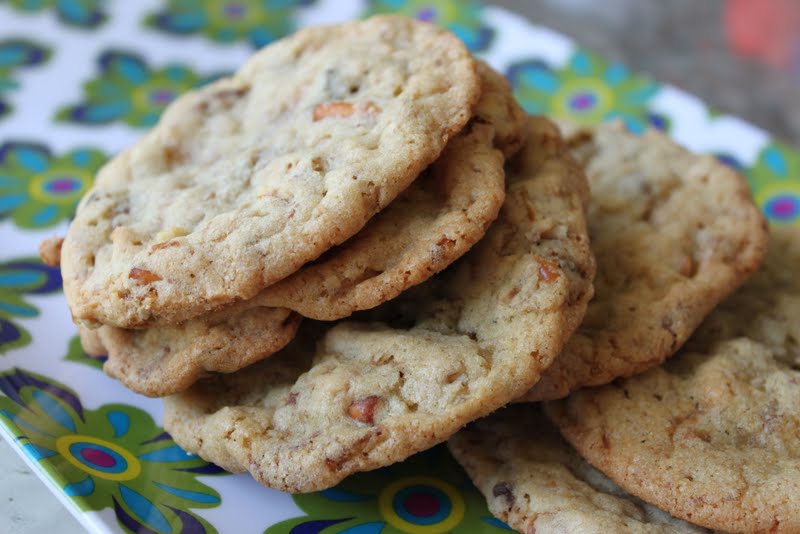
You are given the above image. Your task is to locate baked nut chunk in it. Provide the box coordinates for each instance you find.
[61,15,480,328]
[522,123,768,401]
[547,227,800,534]
[163,117,595,492]
[449,405,710,534]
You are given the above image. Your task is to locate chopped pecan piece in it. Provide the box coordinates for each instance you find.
[129,268,162,284]
[537,258,561,283]
[347,395,381,425]
[314,101,354,120]
[313,101,381,121]
[151,241,180,252]
[38,236,64,267]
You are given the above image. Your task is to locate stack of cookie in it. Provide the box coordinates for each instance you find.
[47,14,798,533]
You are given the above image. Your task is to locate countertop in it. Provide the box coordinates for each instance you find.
[3,1,799,532]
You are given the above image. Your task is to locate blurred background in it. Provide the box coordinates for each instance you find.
[499,0,800,145]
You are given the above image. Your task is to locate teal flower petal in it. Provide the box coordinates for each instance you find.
[107,410,130,438]
[22,443,57,461]
[32,389,76,432]
[521,67,559,93]
[13,145,50,173]
[764,147,788,177]
[119,484,172,533]
[9,0,107,27]
[569,51,594,77]
[31,204,59,226]
[138,445,191,462]
[152,482,221,504]
[101,52,149,85]
[0,193,26,213]
[622,84,659,106]
[65,476,95,497]
[603,62,628,86]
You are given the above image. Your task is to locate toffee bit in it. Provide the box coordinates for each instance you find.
[313,101,381,121]
[129,268,162,284]
[314,101,355,121]
[151,240,180,252]
[537,257,561,283]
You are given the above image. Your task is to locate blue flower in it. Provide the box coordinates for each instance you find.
[0,368,227,533]
[0,39,51,119]
[508,50,664,133]
[56,51,226,127]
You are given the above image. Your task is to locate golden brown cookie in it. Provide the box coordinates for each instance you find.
[546,228,800,533]
[163,117,595,492]
[76,324,105,357]
[62,15,480,328]
[99,307,301,397]
[449,405,710,533]
[522,123,768,401]
[69,63,520,397]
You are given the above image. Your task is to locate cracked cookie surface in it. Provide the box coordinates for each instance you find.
[163,117,595,492]
[522,123,768,401]
[546,228,800,533]
[62,15,480,328]
[449,405,709,533]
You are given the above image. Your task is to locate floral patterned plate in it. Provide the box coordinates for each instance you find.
[0,1,797,533]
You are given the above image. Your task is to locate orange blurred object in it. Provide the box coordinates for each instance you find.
[725,0,800,69]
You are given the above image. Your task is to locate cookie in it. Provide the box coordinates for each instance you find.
[163,117,596,492]
[685,225,800,366]
[99,307,301,397]
[449,405,709,533]
[68,63,519,397]
[257,61,524,320]
[76,324,105,357]
[547,228,800,533]
[61,15,480,328]
[521,123,768,401]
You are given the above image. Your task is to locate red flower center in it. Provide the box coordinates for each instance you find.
[80,447,116,468]
[403,491,440,517]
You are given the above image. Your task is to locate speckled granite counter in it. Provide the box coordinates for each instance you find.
[3,2,799,533]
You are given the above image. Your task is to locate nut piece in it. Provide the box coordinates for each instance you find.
[347,395,381,425]
[154,227,188,242]
[537,258,561,283]
[314,101,355,121]
[38,236,64,267]
[492,482,515,507]
[129,268,162,284]
[313,101,381,121]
